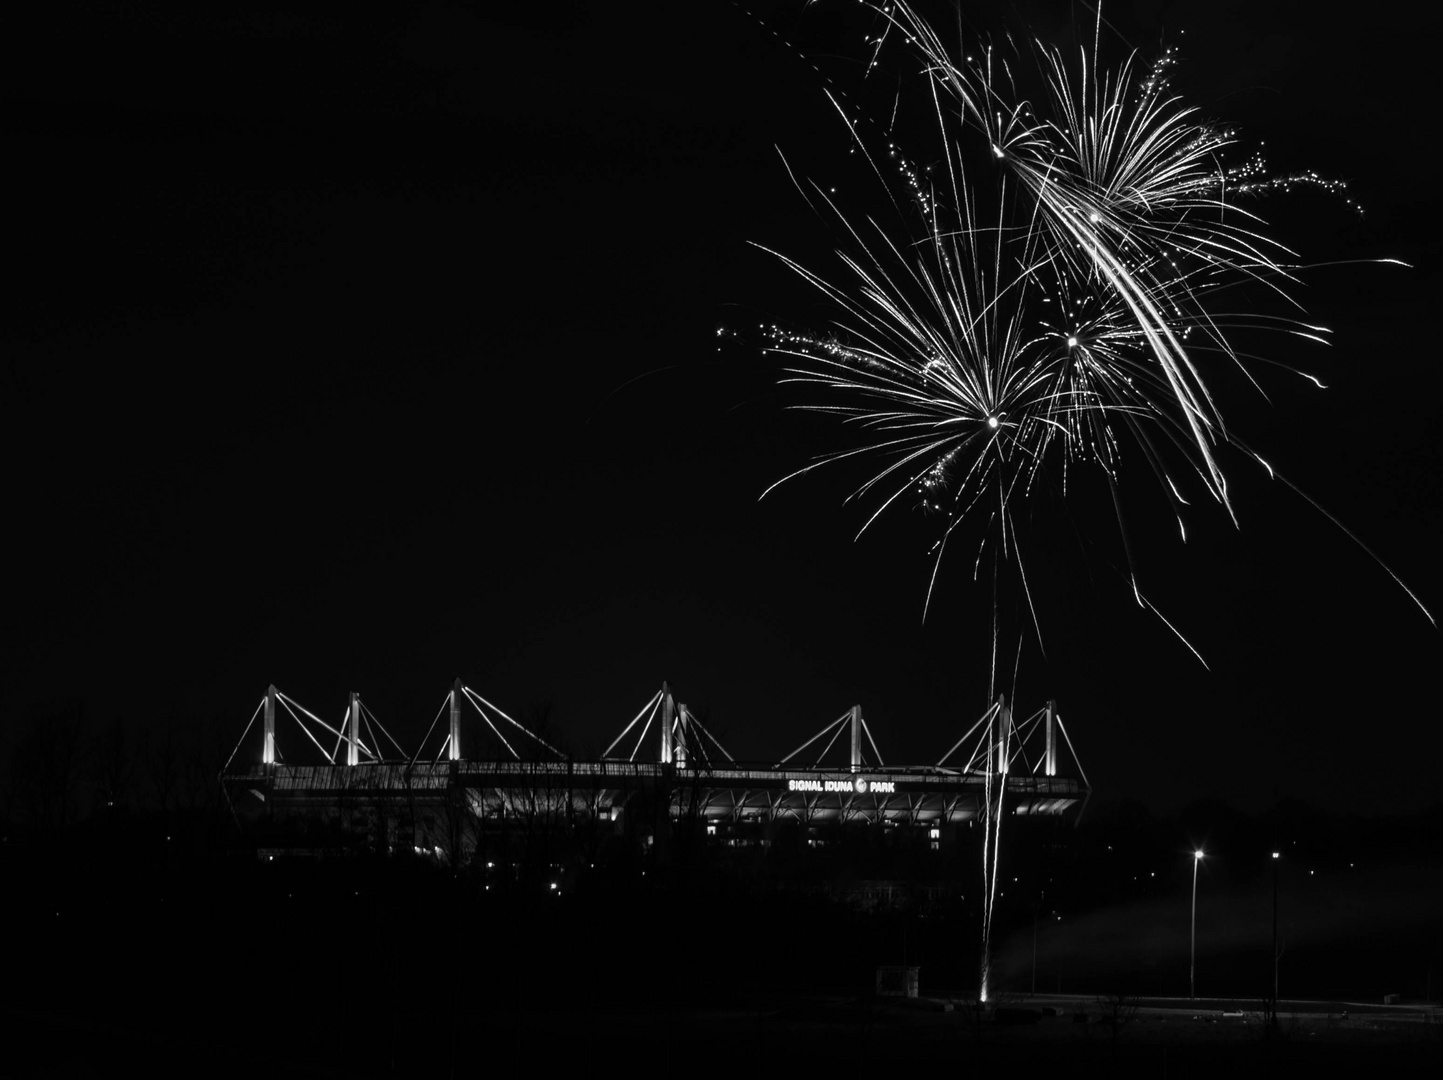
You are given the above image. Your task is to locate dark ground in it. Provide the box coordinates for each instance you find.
[2,842,1439,1078]
[4,988,1440,1078]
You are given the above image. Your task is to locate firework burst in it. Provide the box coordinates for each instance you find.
[755,1,1428,1003]
[760,2,1413,630]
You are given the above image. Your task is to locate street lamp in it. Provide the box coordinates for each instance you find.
[1191,849,1204,999]
[1271,851,1281,1026]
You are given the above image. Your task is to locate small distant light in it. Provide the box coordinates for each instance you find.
[550,882,557,890]
[987,416,999,429]
[1272,852,1280,859]
[1089,212,1101,224]
[1066,336,1078,347]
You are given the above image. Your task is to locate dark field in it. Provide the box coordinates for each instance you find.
[4,992,1439,1078]
[3,844,1439,1078]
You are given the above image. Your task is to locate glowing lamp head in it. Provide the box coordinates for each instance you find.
[1066,336,1078,347]
[1194,849,1204,860]
[987,416,999,430]
[1089,211,1101,224]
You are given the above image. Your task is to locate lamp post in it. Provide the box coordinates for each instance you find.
[1031,900,1039,996]
[1191,849,1204,999]
[1271,851,1281,1027]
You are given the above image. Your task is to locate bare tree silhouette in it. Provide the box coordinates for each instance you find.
[10,701,87,835]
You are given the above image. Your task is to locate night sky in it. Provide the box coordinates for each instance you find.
[5,1,1440,816]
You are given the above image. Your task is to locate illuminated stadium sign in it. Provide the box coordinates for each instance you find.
[787,777,897,794]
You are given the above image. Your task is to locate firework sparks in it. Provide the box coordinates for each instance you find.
[755,0,1427,1003]
[760,2,1417,628]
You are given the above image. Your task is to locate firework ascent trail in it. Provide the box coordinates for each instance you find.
[749,0,1430,1004]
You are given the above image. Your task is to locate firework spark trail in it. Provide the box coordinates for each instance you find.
[979,708,996,1001]
[976,697,1015,1003]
